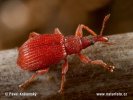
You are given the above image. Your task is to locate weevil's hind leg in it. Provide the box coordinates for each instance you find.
[77,53,115,72]
[75,24,97,37]
[54,28,62,34]
[19,68,49,89]
[58,58,68,94]
[29,32,40,39]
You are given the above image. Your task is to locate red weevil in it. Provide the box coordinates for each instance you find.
[17,14,114,93]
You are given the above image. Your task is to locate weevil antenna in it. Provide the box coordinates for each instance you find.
[100,14,110,36]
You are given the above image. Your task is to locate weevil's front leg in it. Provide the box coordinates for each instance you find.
[77,53,115,72]
[19,68,49,89]
[75,24,97,37]
[58,58,68,94]
[91,60,115,72]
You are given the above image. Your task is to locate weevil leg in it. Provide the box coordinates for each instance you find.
[54,28,62,34]
[58,58,68,94]
[75,25,83,37]
[91,60,115,72]
[77,53,91,63]
[77,53,115,72]
[29,32,40,39]
[19,68,49,89]
[75,24,97,37]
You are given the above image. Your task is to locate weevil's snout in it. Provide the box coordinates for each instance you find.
[101,36,109,42]
[95,36,109,43]
[96,36,114,45]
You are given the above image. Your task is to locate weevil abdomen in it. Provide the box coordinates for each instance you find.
[17,34,66,71]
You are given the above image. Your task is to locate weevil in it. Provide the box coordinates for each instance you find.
[17,14,115,93]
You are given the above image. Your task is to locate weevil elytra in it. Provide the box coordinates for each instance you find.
[17,14,114,93]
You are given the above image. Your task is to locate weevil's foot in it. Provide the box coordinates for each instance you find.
[19,83,26,88]
[19,83,28,90]
[91,60,115,72]
[58,89,64,94]
[19,80,30,90]
[106,65,115,72]
[19,78,37,90]
[19,84,26,91]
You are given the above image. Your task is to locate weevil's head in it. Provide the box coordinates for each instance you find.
[82,14,112,49]
[92,14,110,44]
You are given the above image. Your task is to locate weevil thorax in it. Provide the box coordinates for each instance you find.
[64,36,82,55]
